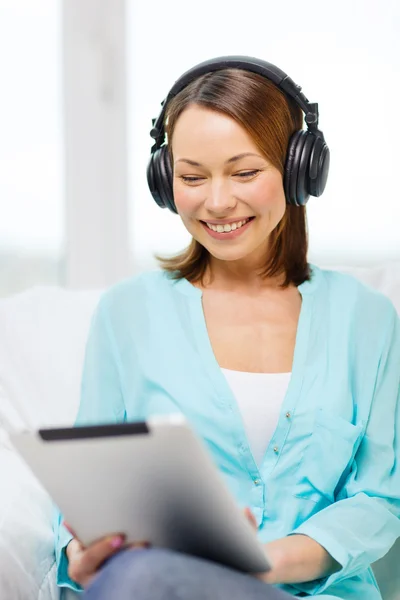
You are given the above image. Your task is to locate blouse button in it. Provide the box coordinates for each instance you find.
[286,412,291,419]
[253,478,261,486]
[273,446,279,454]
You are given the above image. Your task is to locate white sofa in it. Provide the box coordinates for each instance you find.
[0,265,399,600]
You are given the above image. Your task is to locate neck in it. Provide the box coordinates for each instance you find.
[204,257,286,293]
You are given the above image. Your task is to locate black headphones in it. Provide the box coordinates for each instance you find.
[147,56,330,213]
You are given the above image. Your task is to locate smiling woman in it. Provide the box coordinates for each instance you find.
[55,56,400,600]
[157,69,309,287]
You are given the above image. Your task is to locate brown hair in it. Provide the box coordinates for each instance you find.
[157,68,311,287]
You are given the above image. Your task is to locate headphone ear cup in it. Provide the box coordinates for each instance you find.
[296,132,315,207]
[147,149,167,209]
[285,130,330,206]
[155,147,171,210]
[309,137,330,197]
[284,130,306,206]
[160,145,176,213]
[148,146,176,212]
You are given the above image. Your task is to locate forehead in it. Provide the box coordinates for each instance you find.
[171,105,260,158]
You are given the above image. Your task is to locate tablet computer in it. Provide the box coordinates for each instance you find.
[9,415,270,574]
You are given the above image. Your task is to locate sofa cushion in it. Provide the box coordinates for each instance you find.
[0,285,101,434]
[0,445,60,600]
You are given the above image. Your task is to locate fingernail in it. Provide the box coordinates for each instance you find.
[110,536,124,549]
[63,521,73,535]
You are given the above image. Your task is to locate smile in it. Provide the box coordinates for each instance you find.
[205,218,251,233]
[200,217,255,240]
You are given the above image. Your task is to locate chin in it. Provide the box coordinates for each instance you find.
[200,242,254,263]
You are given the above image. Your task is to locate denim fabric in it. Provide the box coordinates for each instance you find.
[84,549,293,600]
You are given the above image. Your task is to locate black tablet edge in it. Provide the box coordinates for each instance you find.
[38,421,150,441]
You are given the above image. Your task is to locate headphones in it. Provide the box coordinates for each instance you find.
[147,56,330,212]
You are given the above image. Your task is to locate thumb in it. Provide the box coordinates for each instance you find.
[63,521,78,538]
[244,507,258,530]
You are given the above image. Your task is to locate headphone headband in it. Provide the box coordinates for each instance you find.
[150,55,320,150]
[147,55,330,210]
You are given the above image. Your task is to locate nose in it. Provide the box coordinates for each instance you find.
[203,179,237,214]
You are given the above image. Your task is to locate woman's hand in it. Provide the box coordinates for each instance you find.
[64,522,148,588]
[66,533,125,588]
[243,507,258,530]
[242,510,340,585]
[243,508,275,584]
[258,534,341,585]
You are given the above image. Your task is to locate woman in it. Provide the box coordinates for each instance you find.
[54,56,400,599]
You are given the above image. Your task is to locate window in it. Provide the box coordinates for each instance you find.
[0,0,64,296]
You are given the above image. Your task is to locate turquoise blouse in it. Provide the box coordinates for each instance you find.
[54,265,400,599]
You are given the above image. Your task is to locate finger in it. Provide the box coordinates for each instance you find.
[244,507,258,529]
[63,521,78,538]
[73,534,125,581]
[126,541,151,550]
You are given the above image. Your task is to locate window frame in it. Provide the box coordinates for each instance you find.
[62,0,130,289]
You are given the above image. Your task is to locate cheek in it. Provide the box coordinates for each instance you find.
[172,182,197,216]
[252,175,286,214]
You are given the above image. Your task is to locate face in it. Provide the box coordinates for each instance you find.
[171,105,286,270]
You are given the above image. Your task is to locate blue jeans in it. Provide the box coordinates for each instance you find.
[84,548,294,600]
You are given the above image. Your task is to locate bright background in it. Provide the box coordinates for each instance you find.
[1,0,399,295]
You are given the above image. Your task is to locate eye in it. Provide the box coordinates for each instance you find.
[180,175,205,183]
[235,170,260,179]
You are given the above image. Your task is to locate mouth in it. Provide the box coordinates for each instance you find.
[199,217,255,240]
[200,217,255,233]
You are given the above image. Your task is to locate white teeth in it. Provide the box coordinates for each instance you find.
[206,218,250,233]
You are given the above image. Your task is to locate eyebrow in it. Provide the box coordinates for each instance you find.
[175,152,263,167]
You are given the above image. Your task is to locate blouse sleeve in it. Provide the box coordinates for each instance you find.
[53,296,126,591]
[290,302,400,595]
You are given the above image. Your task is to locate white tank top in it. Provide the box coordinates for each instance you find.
[221,368,291,466]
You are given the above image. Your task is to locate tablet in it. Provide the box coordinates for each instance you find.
[9,415,270,574]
